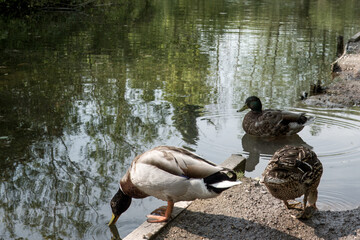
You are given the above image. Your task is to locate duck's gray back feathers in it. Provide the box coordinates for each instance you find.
[135,146,223,179]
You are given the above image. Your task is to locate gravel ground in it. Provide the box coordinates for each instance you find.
[155,178,360,240]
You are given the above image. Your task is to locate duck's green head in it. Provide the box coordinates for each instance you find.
[108,188,132,226]
[237,96,262,112]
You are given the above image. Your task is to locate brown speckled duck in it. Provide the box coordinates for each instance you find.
[108,146,241,225]
[237,96,313,137]
[261,145,323,219]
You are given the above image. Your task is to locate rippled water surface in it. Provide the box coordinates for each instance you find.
[1,0,360,239]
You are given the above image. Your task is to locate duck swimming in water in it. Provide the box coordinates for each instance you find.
[108,146,241,225]
[238,96,313,137]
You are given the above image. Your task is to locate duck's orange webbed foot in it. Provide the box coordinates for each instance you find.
[149,206,167,216]
[146,215,170,223]
[146,201,174,223]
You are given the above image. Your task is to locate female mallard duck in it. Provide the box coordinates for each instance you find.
[237,96,313,137]
[261,145,323,219]
[108,146,241,225]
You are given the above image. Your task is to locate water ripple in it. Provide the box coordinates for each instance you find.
[82,222,112,240]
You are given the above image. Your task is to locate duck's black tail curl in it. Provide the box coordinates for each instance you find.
[204,169,239,193]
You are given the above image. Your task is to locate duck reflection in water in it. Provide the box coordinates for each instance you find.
[241,133,312,172]
[109,224,122,240]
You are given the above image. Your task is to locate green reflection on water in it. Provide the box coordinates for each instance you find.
[1,0,360,239]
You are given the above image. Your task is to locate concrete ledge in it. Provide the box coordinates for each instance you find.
[123,201,192,240]
[122,154,246,240]
[220,154,246,172]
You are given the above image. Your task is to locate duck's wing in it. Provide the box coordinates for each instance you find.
[263,145,320,183]
[263,150,302,183]
[136,146,223,179]
[257,109,284,126]
[255,110,313,136]
[259,110,306,125]
[280,111,308,125]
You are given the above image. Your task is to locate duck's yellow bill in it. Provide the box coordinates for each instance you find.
[237,104,248,112]
[108,214,120,226]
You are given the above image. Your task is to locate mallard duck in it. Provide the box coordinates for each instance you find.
[261,145,323,219]
[237,96,313,137]
[108,146,241,225]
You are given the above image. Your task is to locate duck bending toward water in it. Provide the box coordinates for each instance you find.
[261,145,323,219]
[108,146,241,225]
[238,96,314,137]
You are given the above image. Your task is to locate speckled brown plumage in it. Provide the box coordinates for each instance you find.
[238,96,312,137]
[262,145,323,218]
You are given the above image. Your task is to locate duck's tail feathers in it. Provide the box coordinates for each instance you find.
[204,169,241,193]
[209,180,242,189]
[304,115,315,125]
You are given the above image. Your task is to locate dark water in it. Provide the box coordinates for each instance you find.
[1,0,360,239]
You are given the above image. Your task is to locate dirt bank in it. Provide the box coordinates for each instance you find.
[303,80,360,107]
[304,32,360,108]
[155,178,360,240]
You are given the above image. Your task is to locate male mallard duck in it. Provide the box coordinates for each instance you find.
[237,96,313,137]
[108,146,241,225]
[261,145,323,219]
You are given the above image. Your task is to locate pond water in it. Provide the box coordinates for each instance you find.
[1,0,360,239]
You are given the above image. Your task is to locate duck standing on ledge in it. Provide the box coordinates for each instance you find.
[237,96,313,137]
[261,145,323,219]
[108,146,241,225]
